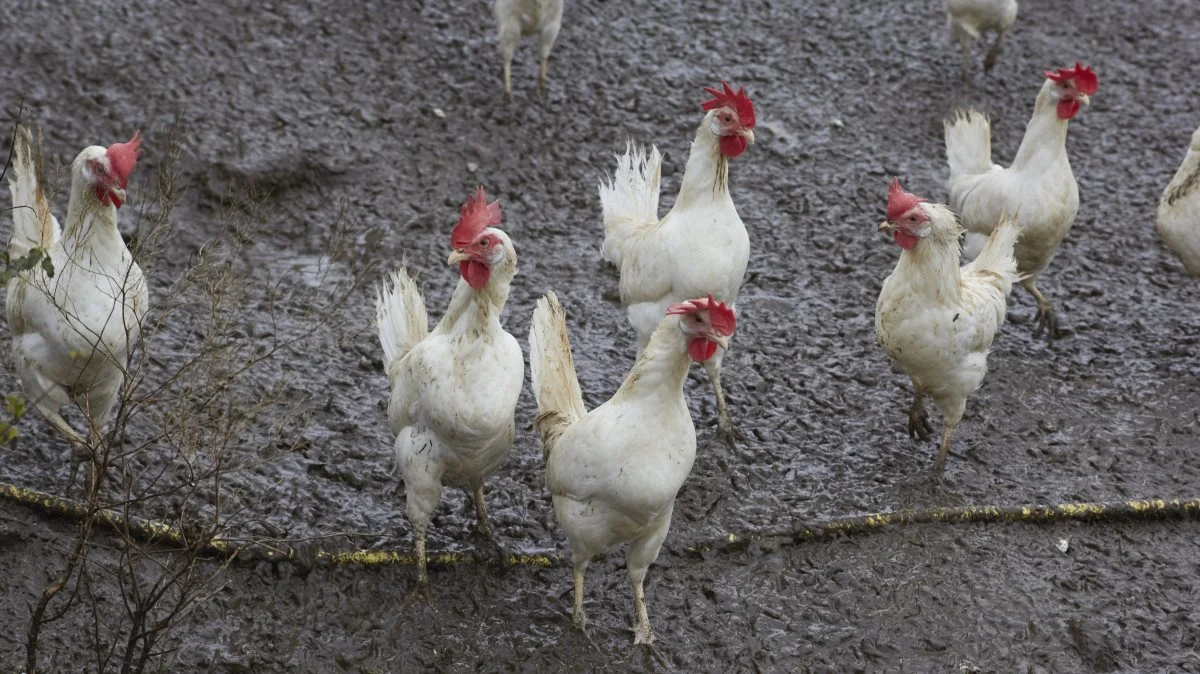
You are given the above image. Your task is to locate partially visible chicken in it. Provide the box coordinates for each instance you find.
[876,179,1020,476]
[494,0,563,98]
[945,63,1098,343]
[5,124,147,483]
[599,82,755,445]
[529,292,736,645]
[1156,125,1200,276]
[946,0,1018,81]
[375,187,524,584]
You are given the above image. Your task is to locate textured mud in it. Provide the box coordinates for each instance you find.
[2,0,1200,671]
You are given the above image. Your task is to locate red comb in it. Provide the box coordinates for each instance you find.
[666,293,737,336]
[451,186,501,249]
[887,178,926,221]
[1045,62,1098,95]
[701,81,756,129]
[106,131,143,188]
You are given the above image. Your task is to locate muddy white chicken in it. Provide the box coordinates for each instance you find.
[946,0,1018,81]
[599,81,755,445]
[529,292,736,645]
[375,187,523,584]
[5,124,147,479]
[875,179,1020,476]
[945,62,1098,343]
[1156,125,1200,276]
[494,0,563,97]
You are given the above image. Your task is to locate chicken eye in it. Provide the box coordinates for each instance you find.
[479,238,489,247]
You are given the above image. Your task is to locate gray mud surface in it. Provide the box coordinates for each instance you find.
[3,0,1200,671]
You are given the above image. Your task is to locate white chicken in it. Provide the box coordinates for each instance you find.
[875,179,1020,476]
[529,291,736,645]
[599,81,755,445]
[1156,125,1200,276]
[375,187,524,584]
[494,0,563,98]
[945,62,1098,343]
[5,124,147,482]
[946,0,1018,81]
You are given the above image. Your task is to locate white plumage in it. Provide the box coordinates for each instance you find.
[494,0,563,97]
[1156,126,1200,276]
[945,66,1095,342]
[598,87,755,444]
[876,192,1020,476]
[376,221,523,584]
[529,291,733,644]
[946,0,1018,81]
[5,124,148,482]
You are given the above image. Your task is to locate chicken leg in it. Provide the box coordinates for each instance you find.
[1022,278,1060,343]
[572,558,590,630]
[704,356,738,447]
[414,525,429,585]
[959,37,971,82]
[473,485,493,538]
[626,509,671,646]
[908,387,933,441]
[983,29,1008,73]
[932,418,960,477]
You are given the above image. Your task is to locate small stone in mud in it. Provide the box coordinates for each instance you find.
[432,107,445,119]
[1056,538,1070,553]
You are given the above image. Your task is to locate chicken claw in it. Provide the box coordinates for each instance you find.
[1033,304,1060,344]
[907,392,934,441]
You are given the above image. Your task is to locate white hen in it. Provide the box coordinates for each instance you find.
[375,187,524,584]
[5,124,147,481]
[876,179,1020,476]
[945,63,1098,343]
[494,0,563,97]
[529,291,736,645]
[946,0,1018,81]
[599,81,755,445]
[1156,125,1200,276]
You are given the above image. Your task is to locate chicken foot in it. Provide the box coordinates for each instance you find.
[907,389,934,441]
[1023,279,1061,343]
[704,358,739,447]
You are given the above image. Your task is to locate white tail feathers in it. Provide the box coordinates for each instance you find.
[965,212,1022,291]
[7,124,59,258]
[599,142,662,266]
[944,109,993,180]
[375,268,429,384]
[528,291,586,458]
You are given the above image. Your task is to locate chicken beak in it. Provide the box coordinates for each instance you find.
[447,249,470,266]
[1076,94,1091,107]
[878,220,894,232]
[709,332,730,351]
[740,128,755,144]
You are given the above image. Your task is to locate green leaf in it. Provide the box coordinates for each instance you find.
[40,253,54,278]
[5,394,25,419]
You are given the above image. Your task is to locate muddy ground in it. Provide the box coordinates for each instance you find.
[2,0,1200,671]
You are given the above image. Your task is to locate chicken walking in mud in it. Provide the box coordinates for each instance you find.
[530,291,737,644]
[375,187,524,584]
[945,63,1098,343]
[599,82,756,446]
[876,179,1021,476]
[5,124,147,487]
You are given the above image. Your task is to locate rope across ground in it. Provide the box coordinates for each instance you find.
[4,481,1198,568]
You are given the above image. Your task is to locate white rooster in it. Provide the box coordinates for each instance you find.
[494,0,563,97]
[529,291,736,645]
[1156,125,1200,276]
[5,124,147,482]
[946,0,1018,81]
[945,62,1098,343]
[599,81,755,445]
[375,187,524,584]
[876,179,1020,476]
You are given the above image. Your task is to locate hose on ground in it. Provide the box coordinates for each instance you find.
[3,481,1199,568]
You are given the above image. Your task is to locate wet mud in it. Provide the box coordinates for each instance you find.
[2,0,1200,671]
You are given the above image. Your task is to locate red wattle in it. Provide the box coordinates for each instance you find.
[1057,99,1080,120]
[460,260,491,289]
[688,338,718,362]
[894,229,919,250]
[719,135,747,158]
